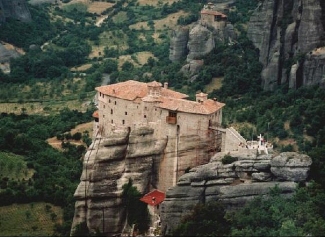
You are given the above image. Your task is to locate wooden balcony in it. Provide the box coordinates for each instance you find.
[166,116,177,124]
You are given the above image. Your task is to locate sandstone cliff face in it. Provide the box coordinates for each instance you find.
[0,0,31,23]
[247,0,325,91]
[160,151,312,235]
[71,125,219,236]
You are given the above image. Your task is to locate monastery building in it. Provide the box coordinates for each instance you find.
[200,2,228,30]
[93,80,225,140]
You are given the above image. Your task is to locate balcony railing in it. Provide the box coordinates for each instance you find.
[166,116,177,124]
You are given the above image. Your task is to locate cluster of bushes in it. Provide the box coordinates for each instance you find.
[0,108,93,235]
[172,184,325,236]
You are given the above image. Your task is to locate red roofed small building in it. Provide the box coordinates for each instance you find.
[200,3,227,30]
[94,80,225,191]
[140,190,165,235]
[140,189,165,206]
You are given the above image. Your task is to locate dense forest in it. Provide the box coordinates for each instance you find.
[0,0,325,236]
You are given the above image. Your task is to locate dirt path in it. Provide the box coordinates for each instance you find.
[47,122,93,150]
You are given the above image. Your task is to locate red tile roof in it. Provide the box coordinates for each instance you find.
[158,97,225,115]
[96,80,188,101]
[96,80,225,115]
[140,189,165,206]
[92,110,99,118]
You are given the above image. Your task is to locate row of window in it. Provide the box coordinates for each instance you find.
[103,114,147,119]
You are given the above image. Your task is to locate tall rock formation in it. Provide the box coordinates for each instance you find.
[0,0,31,23]
[186,24,215,62]
[71,124,219,236]
[169,26,189,62]
[247,0,325,91]
[169,1,236,63]
[160,150,312,235]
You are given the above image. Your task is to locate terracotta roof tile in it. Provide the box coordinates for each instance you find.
[96,80,225,115]
[158,97,225,115]
[96,80,188,101]
[140,189,165,206]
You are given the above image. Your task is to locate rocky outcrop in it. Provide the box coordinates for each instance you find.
[180,59,204,81]
[169,0,236,63]
[71,127,167,236]
[247,0,325,91]
[71,124,219,236]
[270,152,312,181]
[0,43,21,64]
[169,27,189,62]
[301,47,325,87]
[186,24,215,61]
[0,0,31,23]
[160,151,312,235]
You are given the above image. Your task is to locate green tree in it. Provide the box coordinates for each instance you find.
[122,179,150,234]
[229,186,325,236]
[172,201,230,236]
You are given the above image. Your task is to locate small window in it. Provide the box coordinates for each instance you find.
[99,92,102,96]
[169,111,177,117]
[109,99,111,103]
[125,112,127,115]
[144,115,147,118]
[115,101,117,105]
[111,120,113,123]
[111,109,113,114]
[103,105,105,109]
[122,120,125,125]
[103,115,105,118]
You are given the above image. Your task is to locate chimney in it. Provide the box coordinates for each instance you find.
[196,92,208,103]
[164,82,168,89]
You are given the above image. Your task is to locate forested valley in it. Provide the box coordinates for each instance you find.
[0,0,325,236]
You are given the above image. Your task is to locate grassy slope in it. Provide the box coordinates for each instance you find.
[0,152,33,181]
[0,203,63,236]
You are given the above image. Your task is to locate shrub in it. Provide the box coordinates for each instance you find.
[222,154,238,164]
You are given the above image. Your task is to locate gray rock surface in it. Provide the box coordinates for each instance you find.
[187,24,215,62]
[0,43,20,63]
[270,152,312,181]
[0,0,31,23]
[247,0,325,91]
[169,27,189,62]
[71,124,219,236]
[71,127,165,236]
[160,150,312,235]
